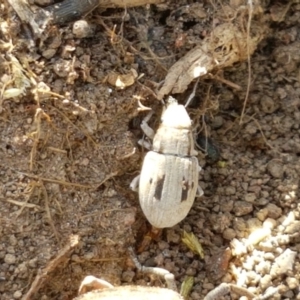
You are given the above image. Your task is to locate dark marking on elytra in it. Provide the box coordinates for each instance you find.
[181,177,190,202]
[188,133,192,156]
[154,175,165,201]
[149,178,153,184]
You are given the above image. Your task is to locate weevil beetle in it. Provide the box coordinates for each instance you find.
[130,96,203,229]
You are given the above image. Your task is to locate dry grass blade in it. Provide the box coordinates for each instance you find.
[182,231,204,259]
[180,276,194,299]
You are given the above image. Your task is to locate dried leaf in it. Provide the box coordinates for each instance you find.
[107,69,138,89]
[3,88,23,99]
[2,54,31,99]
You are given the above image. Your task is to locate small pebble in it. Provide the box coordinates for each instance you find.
[247,218,262,230]
[13,291,22,299]
[264,252,275,260]
[255,260,271,275]
[286,277,299,289]
[154,253,164,265]
[166,230,180,244]
[233,201,253,216]
[256,208,268,221]
[260,274,272,290]
[53,59,72,77]
[233,218,247,231]
[266,203,282,219]
[121,270,135,283]
[9,235,17,246]
[247,227,270,246]
[211,116,223,128]
[157,241,169,251]
[244,193,256,203]
[202,282,214,290]
[260,95,277,113]
[4,254,16,265]
[73,20,94,38]
[283,290,295,299]
[258,241,274,252]
[246,270,260,285]
[42,49,56,59]
[225,186,236,195]
[243,257,254,271]
[222,228,236,240]
[263,218,277,229]
[270,249,296,277]
[284,220,300,234]
[267,161,284,178]
[186,267,197,276]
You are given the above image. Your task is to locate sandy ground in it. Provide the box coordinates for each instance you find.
[0,0,300,299]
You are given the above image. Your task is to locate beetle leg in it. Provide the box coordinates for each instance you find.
[128,247,177,292]
[204,283,255,300]
[140,111,155,140]
[196,185,204,197]
[196,164,204,197]
[130,175,140,192]
[204,283,279,300]
[78,275,114,295]
[138,139,152,150]
[141,122,155,140]
[137,226,162,253]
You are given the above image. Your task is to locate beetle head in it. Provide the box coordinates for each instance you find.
[161,96,192,129]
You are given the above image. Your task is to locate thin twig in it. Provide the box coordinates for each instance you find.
[39,180,60,243]
[240,0,253,124]
[22,235,79,300]
[12,170,93,188]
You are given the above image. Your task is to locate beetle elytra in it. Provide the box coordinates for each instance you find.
[131,97,203,229]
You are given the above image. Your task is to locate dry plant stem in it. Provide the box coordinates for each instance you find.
[22,235,79,300]
[12,169,116,190]
[74,257,124,263]
[44,0,164,24]
[12,170,93,189]
[94,171,119,189]
[212,74,242,90]
[157,19,265,100]
[6,0,50,37]
[249,115,278,153]
[52,106,98,147]
[240,0,253,124]
[14,181,39,218]
[29,108,43,171]
[97,17,169,73]
[6,199,39,210]
[80,208,129,220]
[39,180,60,243]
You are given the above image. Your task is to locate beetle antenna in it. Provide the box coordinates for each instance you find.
[185,77,200,108]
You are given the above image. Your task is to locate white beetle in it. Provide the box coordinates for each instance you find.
[131,97,203,228]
